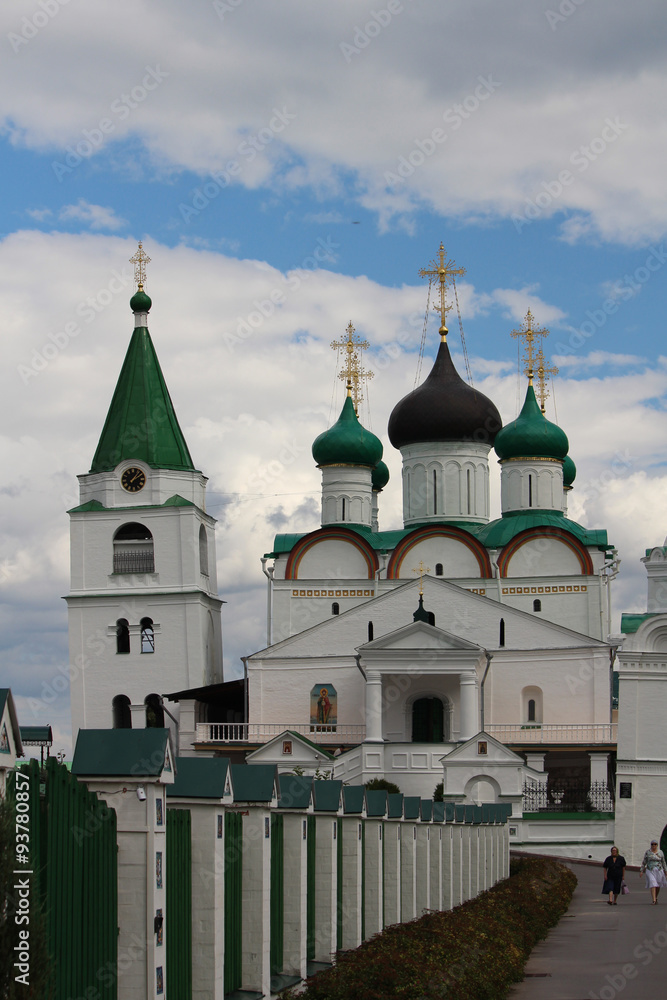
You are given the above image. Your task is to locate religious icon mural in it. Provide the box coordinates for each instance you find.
[310,683,337,729]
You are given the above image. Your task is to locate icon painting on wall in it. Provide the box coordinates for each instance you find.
[310,684,337,730]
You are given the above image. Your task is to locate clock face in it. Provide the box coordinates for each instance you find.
[121,467,146,493]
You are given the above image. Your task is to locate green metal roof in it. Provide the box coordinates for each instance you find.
[19,726,53,745]
[387,793,404,819]
[230,764,276,803]
[72,729,169,776]
[68,494,196,515]
[432,801,445,823]
[283,730,335,759]
[420,799,433,822]
[277,774,313,809]
[167,756,229,799]
[621,612,658,634]
[403,796,421,820]
[342,786,365,814]
[312,780,342,812]
[90,325,195,474]
[445,803,456,822]
[365,789,388,817]
[268,510,609,560]
[455,804,466,823]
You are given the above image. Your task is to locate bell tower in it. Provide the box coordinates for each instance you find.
[67,244,224,742]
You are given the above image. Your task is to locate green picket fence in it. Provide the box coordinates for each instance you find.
[224,811,243,994]
[12,757,118,1000]
[167,808,192,998]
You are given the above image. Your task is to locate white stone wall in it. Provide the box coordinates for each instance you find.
[500,460,565,514]
[320,465,374,527]
[399,441,492,525]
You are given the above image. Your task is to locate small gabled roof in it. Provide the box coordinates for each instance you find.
[0,689,23,757]
[403,796,421,820]
[277,774,313,809]
[387,792,404,819]
[230,764,277,803]
[441,730,526,765]
[246,730,335,763]
[365,789,388,817]
[167,756,230,799]
[313,780,342,812]
[342,786,365,814]
[357,619,483,654]
[20,726,53,746]
[72,729,171,777]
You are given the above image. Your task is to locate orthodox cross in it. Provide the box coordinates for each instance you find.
[331,321,374,415]
[130,241,151,290]
[418,243,466,339]
[510,309,548,384]
[534,347,559,415]
[412,560,430,595]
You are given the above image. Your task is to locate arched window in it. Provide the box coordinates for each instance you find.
[499,618,505,647]
[141,617,155,654]
[332,602,339,616]
[528,699,536,722]
[199,524,209,577]
[522,686,543,725]
[113,523,154,574]
[341,498,346,521]
[412,697,449,743]
[116,619,130,654]
[368,621,374,641]
[112,694,132,729]
[533,599,542,612]
[435,563,443,576]
[145,693,164,728]
[528,474,534,508]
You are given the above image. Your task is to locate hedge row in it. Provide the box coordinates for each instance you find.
[283,856,577,1000]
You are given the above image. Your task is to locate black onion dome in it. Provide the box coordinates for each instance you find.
[388,340,502,448]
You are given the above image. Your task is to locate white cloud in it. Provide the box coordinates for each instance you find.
[58,200,127,231]
[0,2,665,243]
[554,351,647,370]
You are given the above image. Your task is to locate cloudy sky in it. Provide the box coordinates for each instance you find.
[1,0,666,756]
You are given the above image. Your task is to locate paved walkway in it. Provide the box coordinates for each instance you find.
[509,860,667,1000]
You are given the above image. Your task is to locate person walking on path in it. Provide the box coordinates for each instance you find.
[602,846,626,905]
[639,839,667,904]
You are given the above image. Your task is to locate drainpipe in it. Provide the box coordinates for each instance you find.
[491,554,503,603]
[260,557,274,646]
[480,652,493,733]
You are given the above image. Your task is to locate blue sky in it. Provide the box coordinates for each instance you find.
[1,0,666,754]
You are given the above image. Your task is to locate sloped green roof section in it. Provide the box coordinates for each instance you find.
[445,803,456,822]
[20,726,53,744]
[312,780,342,812]
[167,756,229,799]
[621,612,658,634]
[342,786,365,814]
[72,729,169,776]
[420,799,433,822]
[477,510,609,550]
[433,801,445,823]
[284,730,335,759]
[387,793,404,819]
[365,789,388,817]
[230,763,276,802]
[277,774,313,809]
[68,494,195,515]
[90,326,195,473]
[403,796,421,820]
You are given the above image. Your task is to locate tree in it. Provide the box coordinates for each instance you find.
[364,778,401,795]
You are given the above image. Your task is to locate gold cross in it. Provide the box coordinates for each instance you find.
[418,243,466,340]
[412,560,430,595]
[331,321,374,415]
[510,309,548,384]
[129,241,151,289]
[534,347,559,415]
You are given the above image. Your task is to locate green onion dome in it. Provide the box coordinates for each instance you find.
[495,385,568,461]
[312,395,383,468]
[130,288,152,313]
[563,454,576,487]
[372,460,390,491]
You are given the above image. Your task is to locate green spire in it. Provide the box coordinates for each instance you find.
[89,293,195,474]
[494,384,568,462]
[312,394,383,468]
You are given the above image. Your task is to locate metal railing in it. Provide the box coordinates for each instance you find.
[195,723,366,744]
[112,549,155,574]
[486,723,617,745]
[523,779,614,813]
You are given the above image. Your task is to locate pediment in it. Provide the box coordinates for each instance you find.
[441,731,525,765]
[358,620,482,653]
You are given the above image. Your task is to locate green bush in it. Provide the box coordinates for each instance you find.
[282,856,576,1000]
[363,778,401,795]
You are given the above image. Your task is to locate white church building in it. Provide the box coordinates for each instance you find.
[66,243,667,862]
